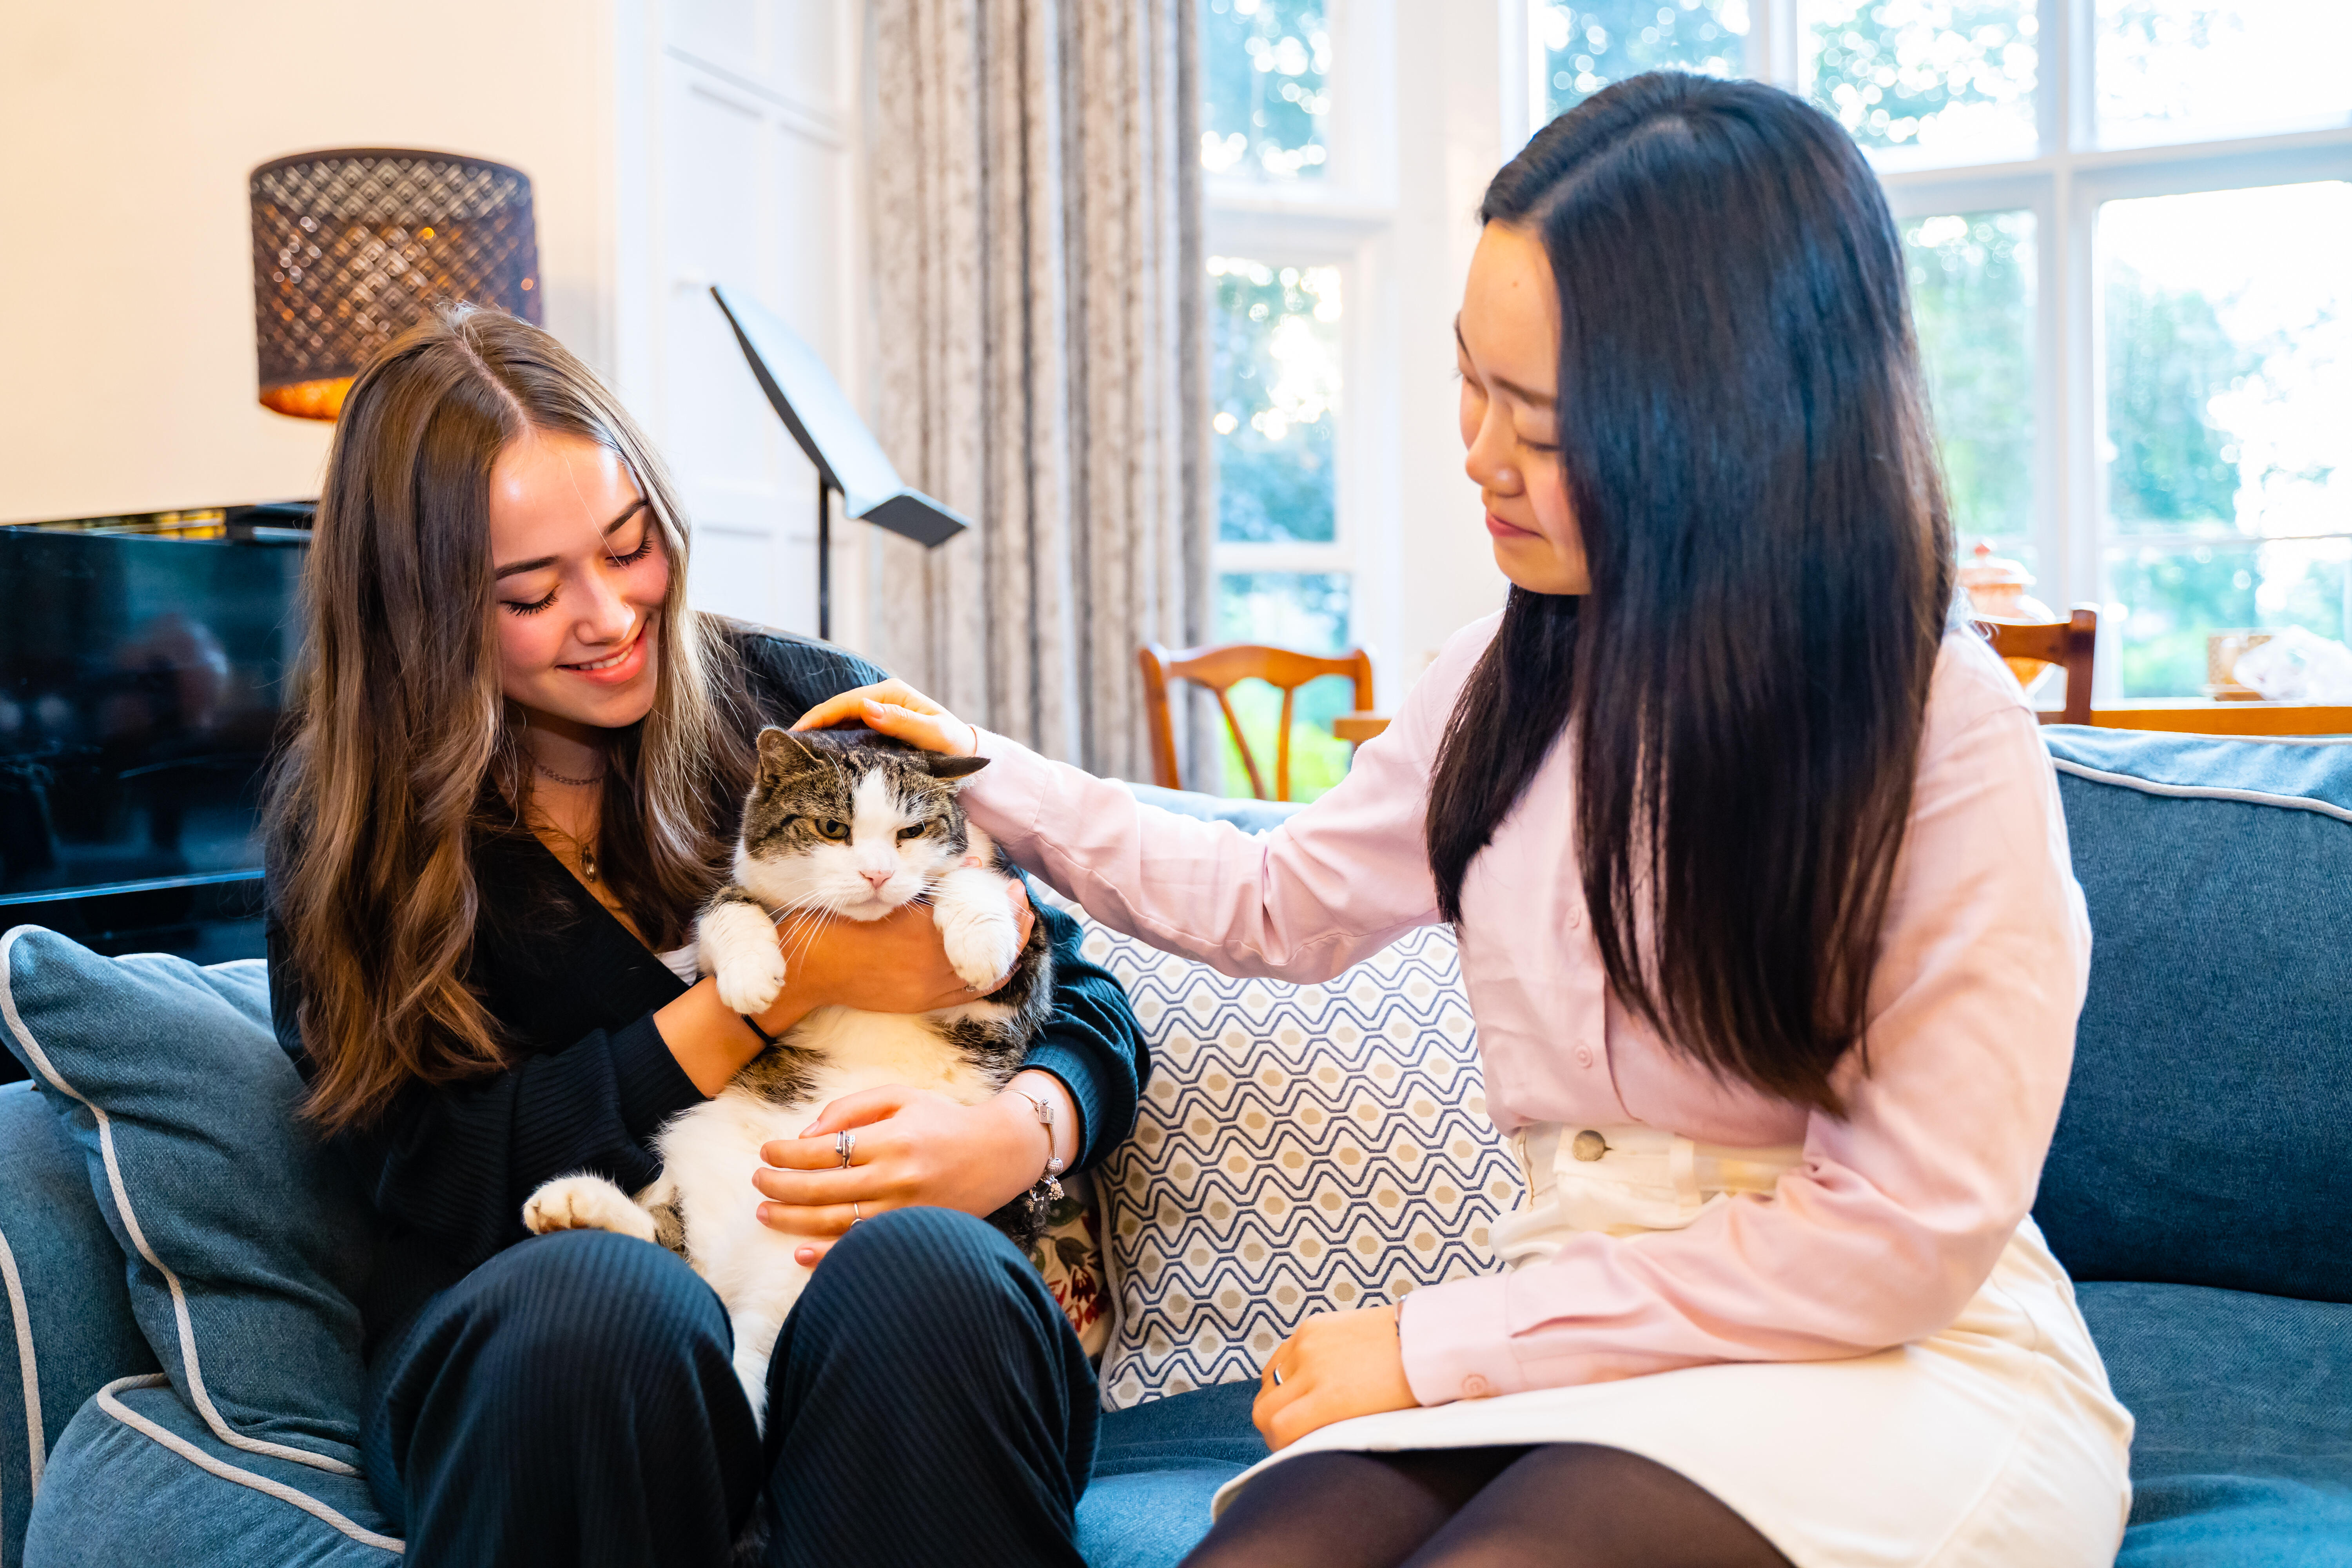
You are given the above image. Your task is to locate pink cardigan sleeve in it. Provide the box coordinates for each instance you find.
[1397,649,2092,1399]
[956,620,1500,978]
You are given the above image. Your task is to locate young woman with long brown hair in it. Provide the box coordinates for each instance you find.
[798,74,2135,1567]
[263,304,1143,1566]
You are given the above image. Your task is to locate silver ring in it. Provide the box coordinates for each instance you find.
[851,1201,862,1226]
[1270,1365,1285,1387]
[835,1130,855,1168]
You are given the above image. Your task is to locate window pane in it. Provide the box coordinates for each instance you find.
[2107,539,2352,697]
[1904,209,2036,544]
[1210,257,1341,544]
[2103,181,2352,696]
[1214,572,1355,801]
[1537,0,1748,122]
[2097,1,2352,148]
[1804,0,2038,162]
[1200,0,1331,180]
[2103,183,2352,541]
[1218,570,1351,651]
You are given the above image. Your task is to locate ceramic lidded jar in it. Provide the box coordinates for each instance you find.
[1958,542,2059,693]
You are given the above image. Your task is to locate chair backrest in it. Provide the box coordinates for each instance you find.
[1138,642,1375,801]
[1975,606,2097,724]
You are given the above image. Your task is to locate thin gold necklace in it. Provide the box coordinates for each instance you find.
[530,785,603,883]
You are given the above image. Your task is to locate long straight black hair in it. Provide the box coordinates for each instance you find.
[1426,73,1953,1116]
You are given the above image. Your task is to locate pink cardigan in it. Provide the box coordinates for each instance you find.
[964,613,2089,1406]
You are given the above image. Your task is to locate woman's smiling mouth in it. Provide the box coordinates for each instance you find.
[558,624,652,684]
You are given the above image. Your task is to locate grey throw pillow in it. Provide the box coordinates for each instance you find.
[0,926,377,1479]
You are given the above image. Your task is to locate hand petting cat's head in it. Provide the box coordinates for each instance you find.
[734,724,989,920]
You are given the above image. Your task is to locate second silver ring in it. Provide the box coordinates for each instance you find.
[835,1129,856,1168]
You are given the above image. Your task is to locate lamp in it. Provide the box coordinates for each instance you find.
[710,285,969,641]
[249,149,541,420]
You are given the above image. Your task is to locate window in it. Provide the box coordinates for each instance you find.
[1198,0,1394,799]
[1518,0,2352,699]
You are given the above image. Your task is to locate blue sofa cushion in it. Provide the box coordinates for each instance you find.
[0,927,377,1483]
[0,1080,156,1565]
[2037,730,2352,1304]
[24,1377,399,1565]
[1080,1381,1263,1568]
[2085,1273,2352,1565]
[2081,1279,2352,1488]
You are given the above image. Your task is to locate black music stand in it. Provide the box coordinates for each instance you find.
[711,285,969,640]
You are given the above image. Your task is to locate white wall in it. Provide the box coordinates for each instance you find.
[0,0,612,523]
[1383,0,1518,681]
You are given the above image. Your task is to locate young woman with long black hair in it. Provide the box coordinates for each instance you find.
[263,305,1143,1566]
[797,73,2134,1567]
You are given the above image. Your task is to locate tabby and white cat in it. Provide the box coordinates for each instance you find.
[521,724,1054,1424]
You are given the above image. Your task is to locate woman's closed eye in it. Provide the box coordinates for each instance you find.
[497,524,658,617]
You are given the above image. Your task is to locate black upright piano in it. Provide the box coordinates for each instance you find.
[0,506,313,977]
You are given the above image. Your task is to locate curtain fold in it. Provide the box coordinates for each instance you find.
[867,0,1210,782]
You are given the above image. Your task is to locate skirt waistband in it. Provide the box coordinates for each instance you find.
[1494,1123,1806,1264]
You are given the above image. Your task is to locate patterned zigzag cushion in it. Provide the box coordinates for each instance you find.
[1078,919,1524,1410]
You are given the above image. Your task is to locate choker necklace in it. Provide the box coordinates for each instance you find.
[534,758,609,789]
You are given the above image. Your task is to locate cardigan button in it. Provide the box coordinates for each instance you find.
[1461,1374,1495,1398]
[1570,1129,1609,1162]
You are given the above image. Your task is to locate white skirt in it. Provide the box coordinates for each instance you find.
[1213,1125,2136,1568]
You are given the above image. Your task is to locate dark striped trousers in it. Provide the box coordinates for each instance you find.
[362,1208,1098,1567]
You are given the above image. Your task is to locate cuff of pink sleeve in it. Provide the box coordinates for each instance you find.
[1397,1273,1533,1406]
[966,728,1051,847]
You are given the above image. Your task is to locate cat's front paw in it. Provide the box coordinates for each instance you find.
[714,947,789,1015]
[936,875,1024,993]
[702,899,789,1015]
[523,1176,659,1244]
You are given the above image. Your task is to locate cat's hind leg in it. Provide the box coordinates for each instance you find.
[521,1174,659,1245]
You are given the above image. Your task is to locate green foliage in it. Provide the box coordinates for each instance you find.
[2109,545,2255,696]
[1538,0,1745,120]
[1210,263,1339,544]
[1200,0,1328,179]
[1806,0,2035,149]
[1904,211,2034,539]
[2105,264,2249,529]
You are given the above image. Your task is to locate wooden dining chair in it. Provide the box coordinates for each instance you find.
[1975,606,2098,725]
[1138,642,1376,800]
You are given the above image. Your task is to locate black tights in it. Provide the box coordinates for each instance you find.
[1180,1444,1795,1568]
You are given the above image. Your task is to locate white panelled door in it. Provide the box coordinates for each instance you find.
[639,0,856,638]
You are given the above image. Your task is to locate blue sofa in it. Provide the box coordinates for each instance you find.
[0,728,2345,1565]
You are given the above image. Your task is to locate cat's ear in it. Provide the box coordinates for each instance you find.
[756,726,822,773]
[923,753,990,782]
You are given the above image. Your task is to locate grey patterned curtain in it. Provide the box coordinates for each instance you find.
[864,0,1212,784]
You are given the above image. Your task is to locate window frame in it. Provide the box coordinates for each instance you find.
[1202,0,1405,688]
[1512,0,2352,698]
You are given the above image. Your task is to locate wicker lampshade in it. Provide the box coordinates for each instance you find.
[249,149,541,420]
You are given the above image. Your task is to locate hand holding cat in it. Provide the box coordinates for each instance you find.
[792,679,978,758]
[791,881,1036,1014]
[1253,1304,1418,1451]
[752,1081,1063,1263]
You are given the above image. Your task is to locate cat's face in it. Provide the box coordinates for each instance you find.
[734,726,989,921]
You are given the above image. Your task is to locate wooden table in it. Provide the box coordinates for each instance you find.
[2043,700,2352,736]
[1332,712,1390,744]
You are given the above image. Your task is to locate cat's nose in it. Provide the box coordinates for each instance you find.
[861,870,893,891]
